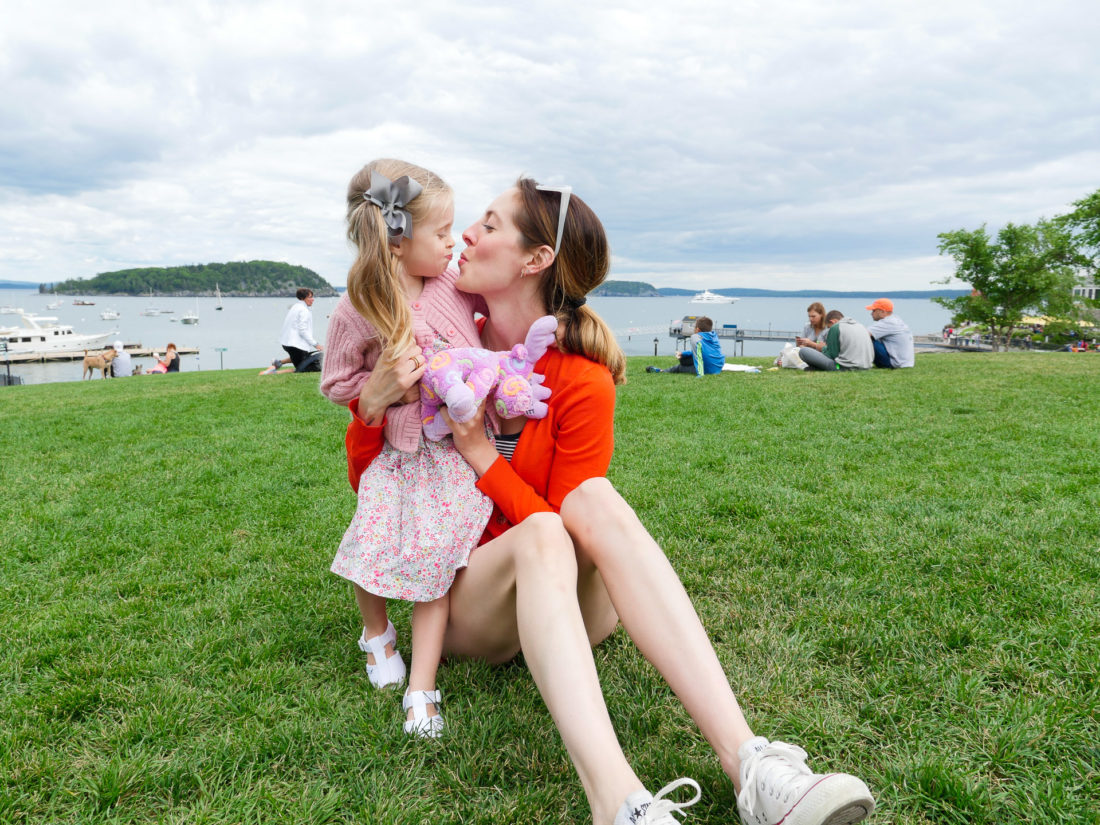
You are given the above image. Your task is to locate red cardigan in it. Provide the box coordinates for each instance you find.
[344,346,617,543]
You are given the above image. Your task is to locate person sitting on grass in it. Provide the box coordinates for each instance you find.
[110,340,133,377]
[799,311,873,371]
[345,179,874,825]
[792,301,830,353]
[646,316,724,374]
[866,298,914,369]
[148,343,179,374]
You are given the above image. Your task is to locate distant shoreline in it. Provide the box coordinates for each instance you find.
[1,282,958,298]
[593,288,968,299]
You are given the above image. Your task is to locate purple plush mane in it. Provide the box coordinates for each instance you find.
[420,315,558,441]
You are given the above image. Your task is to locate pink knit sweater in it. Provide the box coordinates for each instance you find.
[320,265,483,453]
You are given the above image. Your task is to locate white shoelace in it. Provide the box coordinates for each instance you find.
[738,741,812,819]
[640,778,702,824]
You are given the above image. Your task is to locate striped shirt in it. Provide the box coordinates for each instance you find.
[494,431,521,463]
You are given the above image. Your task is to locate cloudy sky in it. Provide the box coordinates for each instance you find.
[2,0,1098,291]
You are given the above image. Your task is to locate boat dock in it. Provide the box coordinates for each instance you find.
[0,344,199,364]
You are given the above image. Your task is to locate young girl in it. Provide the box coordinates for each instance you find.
[320,159,492,737]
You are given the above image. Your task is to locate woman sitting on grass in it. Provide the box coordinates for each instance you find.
[148,342,179,374]
[343,179,875,825]
[795,302,830,352]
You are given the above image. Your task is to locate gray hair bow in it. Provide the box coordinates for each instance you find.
[364,171,423,243]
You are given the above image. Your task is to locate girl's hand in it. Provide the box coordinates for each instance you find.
[357,344,427,424]
[440,402,498,476]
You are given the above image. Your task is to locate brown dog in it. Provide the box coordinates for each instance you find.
[82,348,117,379]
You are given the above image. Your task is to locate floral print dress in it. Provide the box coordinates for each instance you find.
[331,335,493,603]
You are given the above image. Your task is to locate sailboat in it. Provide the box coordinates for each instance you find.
[215,283,224,310]
[140,288,166,316]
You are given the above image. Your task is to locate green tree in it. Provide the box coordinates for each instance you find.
[1057,187,1100,280]
[935,220,1081,351]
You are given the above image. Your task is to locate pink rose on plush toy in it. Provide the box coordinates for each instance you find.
[420,315,558,441]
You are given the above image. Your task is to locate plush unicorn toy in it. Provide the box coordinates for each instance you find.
[420,315,558,441]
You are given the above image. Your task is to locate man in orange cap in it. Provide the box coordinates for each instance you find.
[866,298,914,368]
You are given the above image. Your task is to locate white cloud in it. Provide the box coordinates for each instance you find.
[1,0,1098,290]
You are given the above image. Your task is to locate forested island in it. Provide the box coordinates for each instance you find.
[44,261,337,297]
[590,280,664,297]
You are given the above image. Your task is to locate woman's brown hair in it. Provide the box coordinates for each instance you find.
[513,178,626,384]
[807,301,827,335]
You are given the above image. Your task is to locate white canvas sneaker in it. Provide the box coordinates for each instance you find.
[737,737,874,825]
[613,778,701,825]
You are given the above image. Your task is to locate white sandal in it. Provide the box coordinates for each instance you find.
[358,621,406,689]
[402,689,444,738]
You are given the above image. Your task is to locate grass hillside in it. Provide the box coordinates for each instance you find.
[2,353,1098,824]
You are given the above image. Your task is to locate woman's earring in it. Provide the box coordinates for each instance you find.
[519,267,528,279]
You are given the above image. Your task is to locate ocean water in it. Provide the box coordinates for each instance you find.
[1,291,953,386]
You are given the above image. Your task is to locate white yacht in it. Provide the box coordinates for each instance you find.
[0,314,116,354]
[690,289,739,305]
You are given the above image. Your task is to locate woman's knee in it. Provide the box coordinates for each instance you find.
[510,512,577,575]
[562,477,641,543]
[563,477,617,513]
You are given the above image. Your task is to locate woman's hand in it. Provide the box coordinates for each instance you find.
[357,344,427,425]
[441,402,499,476]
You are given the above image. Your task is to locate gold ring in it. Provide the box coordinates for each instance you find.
[409,355,422,370]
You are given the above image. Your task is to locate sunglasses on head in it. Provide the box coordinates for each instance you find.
[535,184,572,256]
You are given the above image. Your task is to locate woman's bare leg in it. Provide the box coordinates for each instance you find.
[353,584,394,664]
[407,594,447,720]
[445,513,641,825]
[561,478,755,787]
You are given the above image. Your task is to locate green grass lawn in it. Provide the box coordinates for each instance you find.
[2,353,1098,824]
